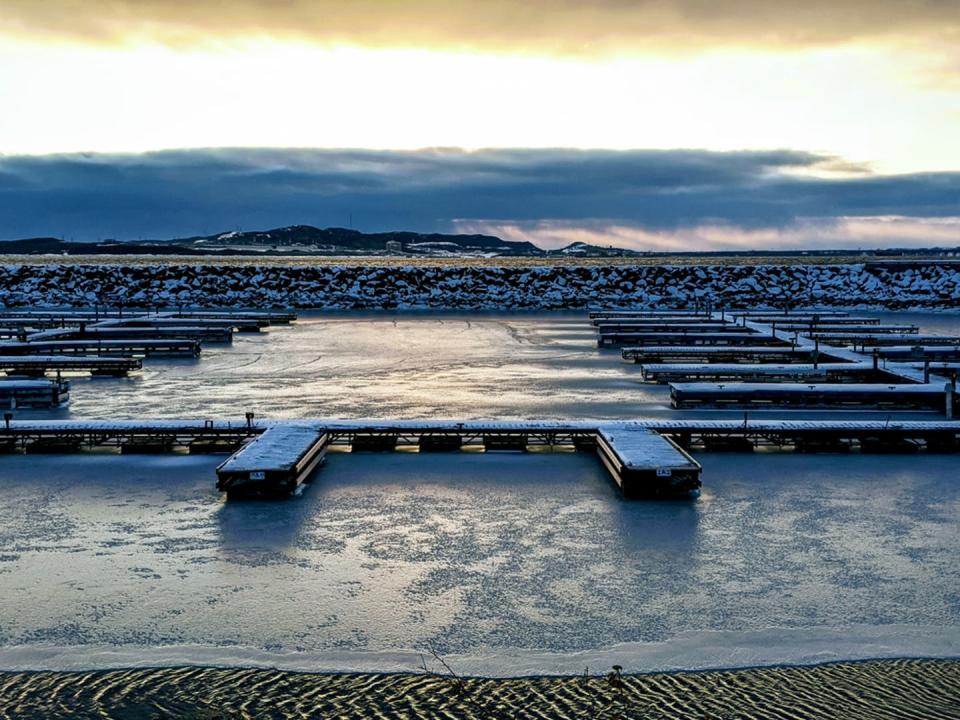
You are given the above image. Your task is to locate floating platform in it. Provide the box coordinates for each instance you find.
[0,354,142,377]
[595,426,702,497]
[1,309,297,324]
[772,323,918,334]
[215,425,330,499]
[875,346,960,361]
[622,345,832,363]
[594,321,735,332]
[731,312,874,322]
[669,382,952,410]
[588,310,711,320]
[599,331,777,348]
[637,362,887,383]
[811,333,960,347]
[0,339,201,357]
[29,326,233,344]
[0,379,70,408]
[592,318,729,329]
[110,317,261,332]
[166,310,296,324]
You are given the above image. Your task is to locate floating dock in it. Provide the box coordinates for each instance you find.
[622,346,832,363]
[28,326,233,343]
[637,362,889,383]
[215,425,330,499]
[669,382,952,411]
[599,331,779,348]
[589,310,711,320]
[0,379,70,408]
[595,426,702,497]
[809,333,960,347]
[0,354,142,377]
[0,339,201,357]
[772,323,918,334]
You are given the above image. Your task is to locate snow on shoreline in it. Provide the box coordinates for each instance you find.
[0,625,956,677]
[1,262,958,309]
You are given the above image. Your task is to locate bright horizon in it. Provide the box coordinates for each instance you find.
[0,1,957,250]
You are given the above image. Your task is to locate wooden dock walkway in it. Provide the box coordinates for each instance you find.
[669,382,952,410]
[4,417,960,498]
[637,362,887,383]
[0,355,141,376]
[622,346,832,363]
[0,339,202,357]
[599,331,780,348]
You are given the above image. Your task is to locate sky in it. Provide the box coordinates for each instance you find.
[0,1,958,249]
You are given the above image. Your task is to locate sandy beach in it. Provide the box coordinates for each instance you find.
[1,659,957,719]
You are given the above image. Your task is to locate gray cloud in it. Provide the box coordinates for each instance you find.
[0,148,957,249]
[2,1,958,52]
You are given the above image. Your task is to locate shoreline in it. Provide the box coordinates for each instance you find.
[2,658,957,719]
[1,624,958,676]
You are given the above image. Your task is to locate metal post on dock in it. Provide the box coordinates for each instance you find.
[245,411,255,429]
[3,412,11,430]
[946,383,954,420]
[924,360,931,383]
[771,321,777,339]
[872,348,879,370]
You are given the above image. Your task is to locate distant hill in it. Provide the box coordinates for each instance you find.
[1,225,958,259]
[178,225,545,256]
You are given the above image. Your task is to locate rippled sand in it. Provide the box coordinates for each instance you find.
[1,659,957,719]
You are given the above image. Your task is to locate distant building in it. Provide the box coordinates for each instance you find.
[384,240,404,254]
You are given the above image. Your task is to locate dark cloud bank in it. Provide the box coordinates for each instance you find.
[0,148,957,249]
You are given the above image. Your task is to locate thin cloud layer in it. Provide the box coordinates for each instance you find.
[0,148,956,250]
[3,1,958,51]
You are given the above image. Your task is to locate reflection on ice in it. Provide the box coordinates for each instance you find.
[0,450,956,673]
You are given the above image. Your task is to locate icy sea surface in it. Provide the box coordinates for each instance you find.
[1,311,959,674]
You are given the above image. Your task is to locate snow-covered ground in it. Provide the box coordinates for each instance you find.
[1,261,958,309]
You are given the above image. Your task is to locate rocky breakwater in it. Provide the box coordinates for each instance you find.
[1,262,958,309]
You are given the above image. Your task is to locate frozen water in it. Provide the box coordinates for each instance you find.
[0,451,957,674]
[1,310,959,674]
